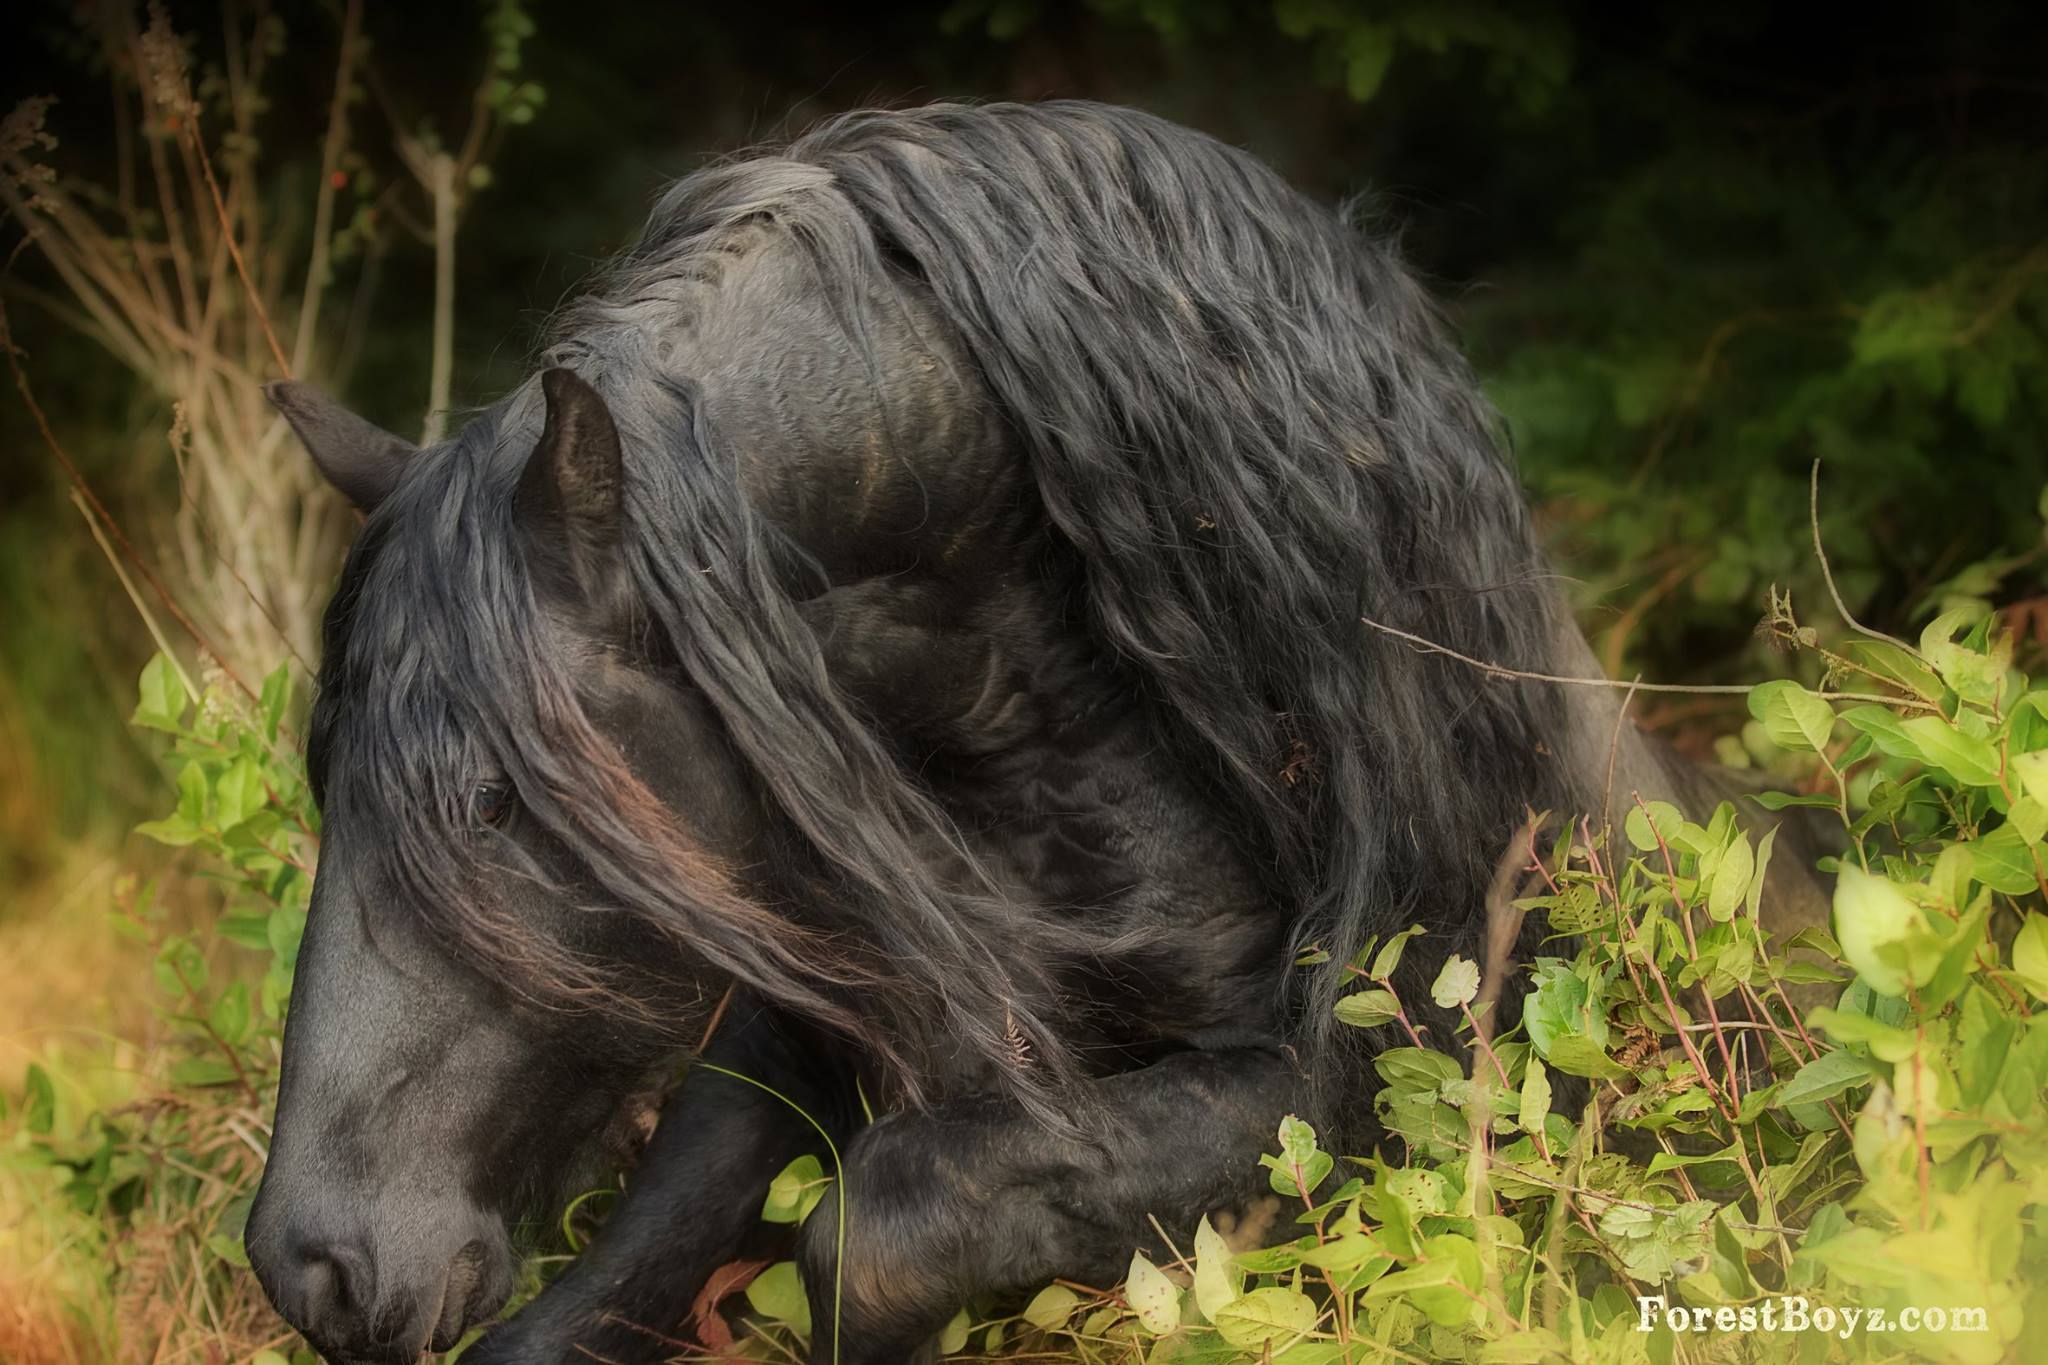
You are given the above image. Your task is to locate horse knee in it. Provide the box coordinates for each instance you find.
[797,1122,969,1364]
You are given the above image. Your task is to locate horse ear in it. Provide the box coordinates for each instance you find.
[266,381,416,511]
[517,368,624,599]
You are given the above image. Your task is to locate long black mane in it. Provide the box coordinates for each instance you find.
[311,101,1581,1140]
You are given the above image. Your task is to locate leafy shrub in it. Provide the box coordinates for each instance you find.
[734,602,2048,1361]
[1,656,313,1361]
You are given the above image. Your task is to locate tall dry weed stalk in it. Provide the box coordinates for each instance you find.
[2,4,354,674]
[1,4,542,1358]
[2,0,535,675]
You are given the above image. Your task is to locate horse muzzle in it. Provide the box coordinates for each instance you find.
[245,1185,514,1362]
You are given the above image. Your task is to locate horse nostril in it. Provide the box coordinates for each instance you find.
[293,1240,373,1330]
[429,1240,490,1350]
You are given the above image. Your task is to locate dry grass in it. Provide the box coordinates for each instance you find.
[0,842,288,1364]
[0,5,357,679]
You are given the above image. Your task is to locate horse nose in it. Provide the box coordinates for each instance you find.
[291,1240,372,1330]
[247,1191,511,1361]
[256,1230,384,1350]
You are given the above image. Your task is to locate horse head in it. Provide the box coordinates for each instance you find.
[244,371,789,1361]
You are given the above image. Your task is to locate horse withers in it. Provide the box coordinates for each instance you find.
[243,102,1822,1363]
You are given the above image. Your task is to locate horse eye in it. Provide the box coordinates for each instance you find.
[471,781,515,829]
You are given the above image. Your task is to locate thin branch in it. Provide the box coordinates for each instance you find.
[291,0,364,378]
[1809,460,1916,653]
[72,490,198,705]
[1602,675,1642,853]
[421,149,456,443]
[1358,613,1937,710]
[182,123,289,378]
[0,296,256,703]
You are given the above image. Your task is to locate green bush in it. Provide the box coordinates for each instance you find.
[2,657,316,1360]
[732,607,2048,1361]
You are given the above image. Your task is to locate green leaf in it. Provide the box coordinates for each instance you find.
[1921,606,2003,706]
[1431,954,1480,1009]
[1265,1115,1334,1196]
[1748,791,1840,811]
[215,757,266,830]
[1775,1049,1874,1108]
[175,760,208,825]
[205,1233,251,1268]
[20,1064,54,1134]
[267,904,307,970]
[1546,1033,1630,1080]
[1524,958,1608,1056]
[170,1057,241,1087]
[743,1261,811,1336]
[1797,1226,1910,1291]
[761,1154,830,1225]
[209,982,251,1047]
[219,913,273,950]
[1361,1233,1483,1326]
[1341,24,1395,101]
[1384,1166,1450,1216]
[1333,988,1401,1028]
[1840,705,1921,760]
[1372,1166,1419,1258]
[154,936,206,997]
[134,815,205,847]
[2012,795,2048,844]
[2012,911,2048,1003]
[1844,640,1946,704]
[1899,715,2003,787]
[927,1307,967,1354]
[1917,900,1990,1010]
[1746,825,1777,922]
[1832,864,1934,997]
[1598,1201,1714,1282]
[1747,680,1836,753]
[1706,832,1752,922]
[1193,1214,1242,1320]
[1808,1007,1918,1062]
[2012,749,2048,805]
[1517,1056,1552,1136]
[1624,800,1683,852]
[259,664,292,742]
[132,652,189,731]
[1372,1047,1464,1089]
[1413,1233,1485,1326]
[1212,1286,1317,1349]
[1021,1283,1080,1330]
[1124,1251,1181,1334]
[1370,924,1425,980]
[1966,824,2039,895]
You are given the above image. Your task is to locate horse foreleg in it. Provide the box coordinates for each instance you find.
[467,1001,847,1363]
[797,1045,1303,1365]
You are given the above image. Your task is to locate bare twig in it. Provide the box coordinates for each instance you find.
[291,0,364,378]
[420,149,457,443]
[182,122,289,379]
[1809,460,1916,653]
[1359,613,1938,710]
[1,297,255,703]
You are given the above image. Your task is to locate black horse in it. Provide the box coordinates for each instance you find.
[243,101,1816,1363]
